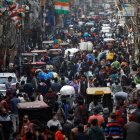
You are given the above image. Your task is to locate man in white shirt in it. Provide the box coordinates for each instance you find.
[47,115,62,130]
[5,76,13,90]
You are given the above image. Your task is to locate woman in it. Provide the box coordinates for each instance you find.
[21,115,34,137]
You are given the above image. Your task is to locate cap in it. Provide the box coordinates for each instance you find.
[103,108,109,114]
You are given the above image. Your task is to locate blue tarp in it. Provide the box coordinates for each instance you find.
[38,72,53,80]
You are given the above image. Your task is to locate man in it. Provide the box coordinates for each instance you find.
[47,114,62,130]
[38,79,48,97]
[79,75,88,102]
[71,119,82,140]
[5,76,13,90]
[0,108,13,140]
[105,113,123,140]
[31,73,38,92]
[10,91,20,132]
[51,78,61,93]
[64,67,74,81]
[74,97,88,125]
[88,107,104,128]
[63,115,74,140]
[124,115,140,140]
[88,119,105,140]
[0,96,9,111]
[132,101,140,124]
[75,123,89,140]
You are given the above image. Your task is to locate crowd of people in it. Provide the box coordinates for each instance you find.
[1,10,140,140]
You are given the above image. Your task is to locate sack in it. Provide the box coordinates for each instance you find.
[106,53,114,61]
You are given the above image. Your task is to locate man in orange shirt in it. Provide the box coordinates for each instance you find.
[88,107,104,128]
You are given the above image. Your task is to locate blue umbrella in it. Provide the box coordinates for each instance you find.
[47,72,53,79]
[38,72,50,80]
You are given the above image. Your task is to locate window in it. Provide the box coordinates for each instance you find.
[0,77,16,84]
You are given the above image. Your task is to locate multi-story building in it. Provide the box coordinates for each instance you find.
[114,0,140,63]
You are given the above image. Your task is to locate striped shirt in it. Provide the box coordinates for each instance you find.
[105,121,123,139]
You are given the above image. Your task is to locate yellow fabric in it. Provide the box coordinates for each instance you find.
[106,52,114,61]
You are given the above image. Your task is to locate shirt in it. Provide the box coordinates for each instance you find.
[10,97,20,114]
[105,120,123,139]
[55,130,64,140]
[75,132,89,140]
[124,121,140,140]
[88,114,104,127]
[5,81,12,90]
[36,94,43,101]
[47,119,62,130]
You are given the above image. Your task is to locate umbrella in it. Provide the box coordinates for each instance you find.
[47,72,54,79]
[60,85,75,96]
[115,92,128,100]
[38,72,47,80]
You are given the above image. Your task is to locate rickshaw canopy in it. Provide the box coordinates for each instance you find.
[87,87,111,95]
[42,41,54,44]
[21,53,38,56]
[24,62,46,65]
[31,50,47,54]
[103,38,115,42]
[18,101,48,109]
[64,48,79,58]
[48,49,62,56]
[60,42,69,46]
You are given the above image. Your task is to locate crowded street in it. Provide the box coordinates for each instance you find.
[0,0,140,140]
